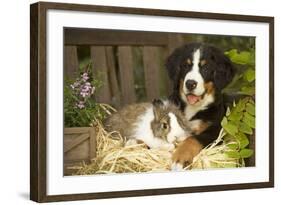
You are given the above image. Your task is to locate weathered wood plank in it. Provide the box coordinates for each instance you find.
[105,46,121,108]
[117,46,136,105]
[64,46,79,79]
[91,46,112,103]
[143,46,161,101]
[65,28,169,46]
[89,128,96,160]
[64,133,89,153]
[167,33,185,55]
[64,127,90,134]
[163,34,186,93]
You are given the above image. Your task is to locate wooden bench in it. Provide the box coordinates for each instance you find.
[63,28,188,175]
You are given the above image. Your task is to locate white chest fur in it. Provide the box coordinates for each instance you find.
[184,93,214,120]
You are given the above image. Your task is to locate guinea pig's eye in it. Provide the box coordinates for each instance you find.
[161,122,168,130]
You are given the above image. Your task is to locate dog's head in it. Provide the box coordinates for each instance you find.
[166,43,235,106]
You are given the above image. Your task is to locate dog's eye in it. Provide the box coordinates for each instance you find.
[183,59,193,68]
[183,62,191,68]
[201,66,208,74]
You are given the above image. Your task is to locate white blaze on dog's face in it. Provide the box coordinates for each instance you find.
[183,49,205,98]
[181,48,214,108]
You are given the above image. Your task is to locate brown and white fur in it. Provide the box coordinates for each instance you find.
[104,99,192,150]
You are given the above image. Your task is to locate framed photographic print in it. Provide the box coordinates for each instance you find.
[30,1,274,202]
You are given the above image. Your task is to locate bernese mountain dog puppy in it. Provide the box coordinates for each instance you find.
[166,42,235,169]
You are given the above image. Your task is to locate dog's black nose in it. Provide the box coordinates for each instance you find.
[186,80,197,91]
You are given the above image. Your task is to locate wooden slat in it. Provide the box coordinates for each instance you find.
[64,127,90,134]
[89,128,96,160]
[143,46,160,101]
[64,46,79,79]
[105,46,121,108]
[91,46,111,103]
[167,33,185,55]
[163,34,186,93]
[64,133,89,153]
[64,28,169,46]
[117,46,136,105]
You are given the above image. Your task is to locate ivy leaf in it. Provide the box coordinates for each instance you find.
[240,149,254,158]
[246,103,255,116]
[243,112,255,128]
[244,69,255,82]
[223,122,238,136]
[239,122,253,135]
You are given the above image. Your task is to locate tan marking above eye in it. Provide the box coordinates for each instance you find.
[200,59,207,66]
[186,58,192,65]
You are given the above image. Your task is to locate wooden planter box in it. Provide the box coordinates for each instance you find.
[64,127,96,175]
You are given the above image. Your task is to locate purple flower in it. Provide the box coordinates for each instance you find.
[70,81,80,90]
[82,73,89,81]
[76,101,85,109]
[80,91,89,98]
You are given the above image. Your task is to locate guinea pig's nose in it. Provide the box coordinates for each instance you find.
[186,80,197,91]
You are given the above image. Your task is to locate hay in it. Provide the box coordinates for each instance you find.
[187,129,242,170]
[71,121,243,175]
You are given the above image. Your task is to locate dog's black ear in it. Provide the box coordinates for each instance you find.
[165,47,185,82]
[213,50,236,90]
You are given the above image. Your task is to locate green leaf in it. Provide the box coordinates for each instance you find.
[225,49,254,66]
[244,69,255,82]
[223,122,238,136]
[228,111,243,121]
[246,103,255,116]
[226,107,231,117]
[240,149,254,158]
[227,143,239,150]
[243,112,255,128]
[239,122,253,135]
[225,151,241,159]
[235,99,246,112]
[236,132,249,149]
[221,117,228,126]
[240,86,255,96]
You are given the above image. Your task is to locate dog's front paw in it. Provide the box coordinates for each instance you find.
[171,137,203,170]
[161,143,175,151]
[171,162,184,171]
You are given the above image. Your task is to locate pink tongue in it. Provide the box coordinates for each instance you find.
[187,95,200,105]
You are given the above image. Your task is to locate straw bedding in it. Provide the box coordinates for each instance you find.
[69,120,242,175]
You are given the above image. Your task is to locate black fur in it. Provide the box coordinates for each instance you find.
[166,43,235,147]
